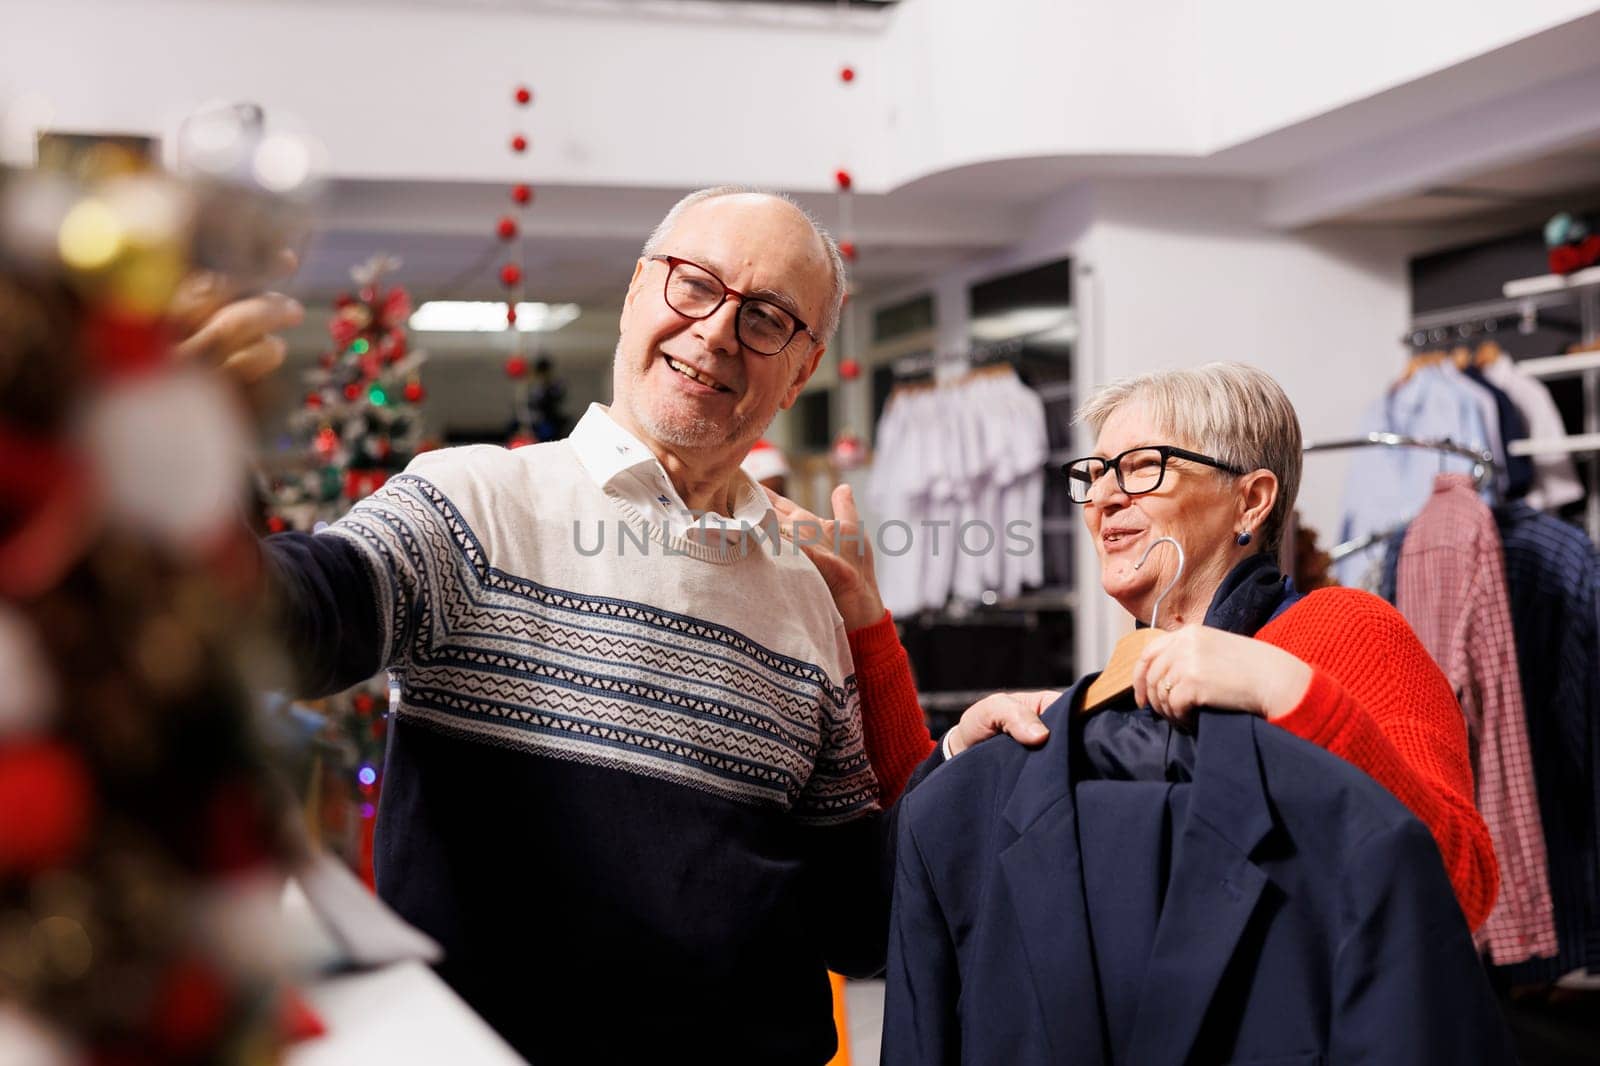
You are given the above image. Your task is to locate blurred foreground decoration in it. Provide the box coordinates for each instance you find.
[0,146,306,1062]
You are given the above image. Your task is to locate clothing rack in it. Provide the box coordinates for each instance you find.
[1304,433,1498,562]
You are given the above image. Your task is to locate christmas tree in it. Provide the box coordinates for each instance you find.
[1,161,305,1063]
[263,255,427,533]
[261,256,426,885]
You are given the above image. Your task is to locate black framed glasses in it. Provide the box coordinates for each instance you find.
[649,254,818,356]
[1061,445,1247,504]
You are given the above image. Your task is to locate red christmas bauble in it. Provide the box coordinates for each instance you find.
[497,216,519,241]
[305,391,323,410]
[0,741,93,873]
[840,358,862,381]
[506,304,519,325]
[404,380,425,403]
[151,956,228,1054]
[267,515,288,534]
[511,183,533,205]
[839,240,857,261]
[514,85,533,105]
[505,355,529,379]
[835,169,853,191]
[510,134,528,153]
[315,426,340,457]
[343,382,362,402]
[840,66,856,83]
[499,263,522,287]
[352,692,377,716]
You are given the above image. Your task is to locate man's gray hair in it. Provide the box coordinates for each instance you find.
[1075,362,1303,557]
[641,185,848,346]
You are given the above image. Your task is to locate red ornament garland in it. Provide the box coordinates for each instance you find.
[510,134,528,153]
[497,216,519,241]
[835,169,853,191]
[514,85,532,105]
[511,184,533,206]
[499,263,522,287]
[505,355,529,379]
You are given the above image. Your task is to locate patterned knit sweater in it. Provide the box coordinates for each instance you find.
[850,587,1500,932]
[266,441,905,1065]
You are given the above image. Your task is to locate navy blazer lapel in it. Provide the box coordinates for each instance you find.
[1123,713,1275,1066]
[998,682,1108,1066]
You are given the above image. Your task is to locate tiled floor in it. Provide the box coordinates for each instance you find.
[844,978,885,1064]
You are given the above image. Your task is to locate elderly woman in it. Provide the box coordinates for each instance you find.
[783,361,1497,932]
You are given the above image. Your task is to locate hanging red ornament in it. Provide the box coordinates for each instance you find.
[839,240,858,261]
[514,85,533,105]
[266,515,288,534]
[506,304,519,325]
[497,216,519,241]
[342,382,362,402]
[835,169,853,191]
[305,391,323,410]
[150,955,229,1055]
[511,184,533,205]
[840,66,856,83]
[830,432,866,470]
[505,355,529,379]
[0,741,93,873]
[839,358,862,381]
[404,380,425,403]
[499,263,522,287]
[315,426,340,457]
[510,134,528,153]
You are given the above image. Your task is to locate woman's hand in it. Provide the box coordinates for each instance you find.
[1133,624,1313,725]
[766,484,886,632]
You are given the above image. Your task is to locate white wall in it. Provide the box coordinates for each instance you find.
[5,0,1598,195]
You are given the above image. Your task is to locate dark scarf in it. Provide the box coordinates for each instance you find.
[1080,553,1299,782]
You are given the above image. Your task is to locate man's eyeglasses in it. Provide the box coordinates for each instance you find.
[649,254,817,357]
[1061,445,1247,504]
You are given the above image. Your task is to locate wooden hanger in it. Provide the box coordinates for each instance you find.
[1080,536,1185,712]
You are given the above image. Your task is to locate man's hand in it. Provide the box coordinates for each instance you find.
[169,249,303,385]
[766,483,886,631]
[946,690,1056,757]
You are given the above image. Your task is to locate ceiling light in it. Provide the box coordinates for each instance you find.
[410,301,581,333]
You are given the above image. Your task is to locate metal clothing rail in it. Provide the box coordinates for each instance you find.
[1302,433,1499,563]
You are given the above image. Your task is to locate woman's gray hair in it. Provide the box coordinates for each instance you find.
[640,185,847,346]
[1075,362,1303,556]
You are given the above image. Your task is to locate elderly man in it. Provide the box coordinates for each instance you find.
[233,188,1024,1064]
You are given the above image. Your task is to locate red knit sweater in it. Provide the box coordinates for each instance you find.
[848,587,1499,932]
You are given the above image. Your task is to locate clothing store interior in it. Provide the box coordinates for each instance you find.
[7,2,1600,1063]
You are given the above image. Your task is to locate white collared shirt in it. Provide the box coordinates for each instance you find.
[569,403,773,545]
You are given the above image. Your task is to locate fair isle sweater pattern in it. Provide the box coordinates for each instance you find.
[328,467,878,824]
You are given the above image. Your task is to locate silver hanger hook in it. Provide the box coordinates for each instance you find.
[1134,535,1185,629]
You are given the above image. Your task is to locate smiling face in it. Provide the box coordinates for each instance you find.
[1081,400,1253,627]
[610,194,831,462]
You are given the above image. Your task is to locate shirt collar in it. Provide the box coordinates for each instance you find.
[569,403,774,539]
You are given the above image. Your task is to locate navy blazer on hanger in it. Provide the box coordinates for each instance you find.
[883,687,1515,1066]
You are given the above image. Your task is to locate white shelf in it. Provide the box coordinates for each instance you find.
[1508,433,1600,458]
[1504,264,1600,299]
[1514,350,1600,380]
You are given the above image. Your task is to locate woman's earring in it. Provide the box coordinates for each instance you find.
[1236,530,1253,547]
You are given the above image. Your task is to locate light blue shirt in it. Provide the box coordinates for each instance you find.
[1334,364,1494,587]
